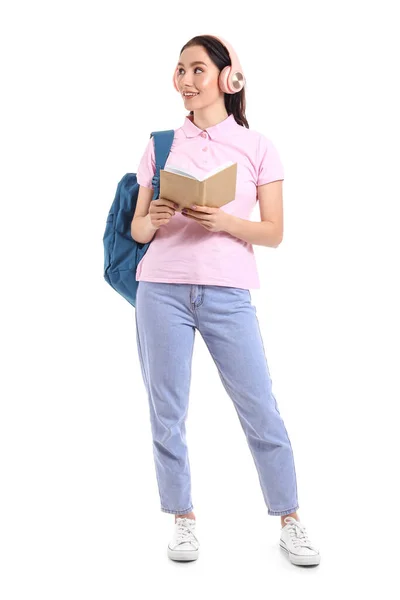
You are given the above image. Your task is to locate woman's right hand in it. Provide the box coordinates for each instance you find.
[149,198,179,229]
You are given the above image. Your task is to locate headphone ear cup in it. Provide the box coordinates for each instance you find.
[173,69,180,92]
[218,66,231,94]
[218,64,245,94]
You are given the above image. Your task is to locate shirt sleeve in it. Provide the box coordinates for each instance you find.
[136,135,156,189]
[256,134,284,186]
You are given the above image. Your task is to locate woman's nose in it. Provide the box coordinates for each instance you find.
[180,75,194,88]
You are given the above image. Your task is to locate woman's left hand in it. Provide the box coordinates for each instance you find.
[181,205,232,233]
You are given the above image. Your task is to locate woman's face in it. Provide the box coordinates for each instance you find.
[176,45,223,109]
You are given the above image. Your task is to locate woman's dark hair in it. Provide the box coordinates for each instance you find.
[179,35,249,129]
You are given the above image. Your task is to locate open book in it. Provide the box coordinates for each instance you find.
[159,161,237,210]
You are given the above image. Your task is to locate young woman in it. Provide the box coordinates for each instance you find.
[131,34,321,567]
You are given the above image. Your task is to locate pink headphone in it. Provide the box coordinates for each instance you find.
[172,34,245,95]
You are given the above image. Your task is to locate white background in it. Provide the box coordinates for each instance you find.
[1,0,399,597]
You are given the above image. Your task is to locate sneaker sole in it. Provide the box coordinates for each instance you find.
[167,546,199,561]
[279,542,320,566]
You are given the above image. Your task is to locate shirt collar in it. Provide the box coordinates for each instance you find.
[182,113,237,140]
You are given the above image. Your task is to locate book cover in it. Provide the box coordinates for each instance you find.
[159,162,237,210]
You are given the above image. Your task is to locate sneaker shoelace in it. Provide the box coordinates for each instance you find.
[284,517,318,551]
[175,518,198,546]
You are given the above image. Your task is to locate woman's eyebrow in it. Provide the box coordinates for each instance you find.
[177,61,208,67]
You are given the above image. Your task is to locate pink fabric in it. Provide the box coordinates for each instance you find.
[135,113,284,289]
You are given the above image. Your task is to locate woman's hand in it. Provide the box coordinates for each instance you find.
[148,198,178,229]
[181,205,232,233]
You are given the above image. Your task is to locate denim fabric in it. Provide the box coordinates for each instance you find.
[135,282,299,517]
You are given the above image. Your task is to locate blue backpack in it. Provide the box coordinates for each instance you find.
[103,129,175,307]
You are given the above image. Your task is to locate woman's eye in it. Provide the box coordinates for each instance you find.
[178,67,203,75]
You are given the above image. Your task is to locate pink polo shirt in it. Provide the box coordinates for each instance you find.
[135,113,284,289]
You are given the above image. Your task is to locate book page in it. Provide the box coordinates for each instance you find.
[163,165,198,179]
[164,161,235,182]
[201,161,235,180]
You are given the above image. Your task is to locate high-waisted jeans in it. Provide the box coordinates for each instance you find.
[135,281,299,517]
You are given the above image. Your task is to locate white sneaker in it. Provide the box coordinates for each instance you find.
[167,517,200,561]
[280,516,321,566]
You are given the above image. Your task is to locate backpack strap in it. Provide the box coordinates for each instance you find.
[149,129,175,198]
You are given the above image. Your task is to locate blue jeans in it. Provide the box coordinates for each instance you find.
[135,282,299,517]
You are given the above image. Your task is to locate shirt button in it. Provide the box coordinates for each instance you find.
[201,132,207,138]
[202,147,208,151]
